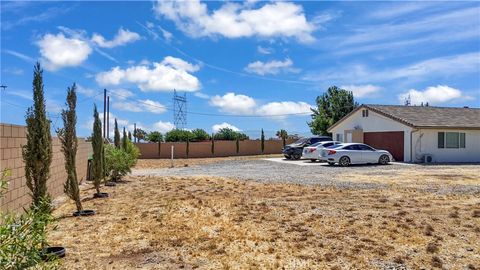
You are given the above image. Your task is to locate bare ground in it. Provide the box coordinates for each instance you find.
[48,160,480,270]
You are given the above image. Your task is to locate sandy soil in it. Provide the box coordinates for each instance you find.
[49,173,479,269]
[134,155,282,169]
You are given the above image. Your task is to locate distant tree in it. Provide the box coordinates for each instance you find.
[57,83,82,212]
[128,131,132,141]
[114,119,120,148]
[190,128,210,141]
[186,134,190,158]
[146,131,163,142]
[236,137,240,155]
[134,128,147,142]
[211,134,215,155]
[91,105,104,195]
[22,63,53,210]
[261,129,265,153]
[165,129,191,142]
[122,127,127,150]
[309,86,358,135]
[213,128,249,140]
[276,129,288,147]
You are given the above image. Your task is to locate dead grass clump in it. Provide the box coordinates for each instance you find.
[472,209,480,218]
[426,242,439,253]
[449,211,460,218]
[431,256,443,268]
[393,255,405,264]
[425,224,435,236]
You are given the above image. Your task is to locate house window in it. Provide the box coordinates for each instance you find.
[362,109,369,117]
[336,133,343,142]
[438,132,466,149]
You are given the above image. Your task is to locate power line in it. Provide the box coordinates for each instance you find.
[136,21,316,86]
[109,91,314,118]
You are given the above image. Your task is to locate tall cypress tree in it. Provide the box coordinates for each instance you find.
[114,118,120,148]
[261,129,265,154]
[92,105,104,195]
[122,127,127,150]
[57,83,82,212]
[22,62,52,210]
[128,131,132,141]
[211,133,215,156]
[236,137,240,155]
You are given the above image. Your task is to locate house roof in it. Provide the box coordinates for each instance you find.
[328,104,480,132]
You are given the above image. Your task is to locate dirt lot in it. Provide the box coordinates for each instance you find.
[134,155,282,169]
[48,159,480,269]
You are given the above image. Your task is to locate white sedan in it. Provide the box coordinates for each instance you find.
[319,143,393,166]
[302,141,342,162]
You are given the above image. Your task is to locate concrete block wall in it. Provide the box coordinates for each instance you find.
[0,123,92,213]
[135,138,296,159]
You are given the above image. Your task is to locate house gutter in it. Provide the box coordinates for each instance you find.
[410,128,419,163]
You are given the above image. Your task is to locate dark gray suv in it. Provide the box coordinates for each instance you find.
[282,136,332,160]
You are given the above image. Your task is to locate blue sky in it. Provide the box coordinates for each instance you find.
[1,1,479,138]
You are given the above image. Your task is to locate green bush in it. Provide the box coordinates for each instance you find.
[105,145,131,182]
[165,129,191,142]
[146,131,163,142]
[0,170,58,269]
[213,128,249,141]
[190,129,210,141]
[124,140,140,167]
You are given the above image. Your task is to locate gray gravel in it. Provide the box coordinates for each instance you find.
[132,159,480,194]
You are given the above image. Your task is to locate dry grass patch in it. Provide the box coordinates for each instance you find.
[49,176,480,269]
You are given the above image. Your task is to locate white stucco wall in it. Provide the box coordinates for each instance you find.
[412,129,480,163]
[329,109,413,161]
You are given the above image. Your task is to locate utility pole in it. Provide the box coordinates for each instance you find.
[103,89,107,138]
[106,95,110,140]
[133,123,136,143]
[0,85,7,91]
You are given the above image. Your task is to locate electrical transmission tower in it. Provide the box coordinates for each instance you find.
[173,89,187,130]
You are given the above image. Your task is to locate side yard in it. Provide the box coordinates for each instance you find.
[48,159,480,269]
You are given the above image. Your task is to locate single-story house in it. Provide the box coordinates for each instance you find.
[327,104,480,163]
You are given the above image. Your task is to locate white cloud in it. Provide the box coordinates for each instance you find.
[245,58,299,76]
[37,33,92,71]
[111,100,166,114]
[95,56,201,92]
[398,85,470,105]
[304,53,480,84]
[91,28,141,48]
[112,88,135,100]
[154,0,316,42]
[153,121,175,133]
[340,84,382,98]
[257,46,273,54]
[209,92,312,118]
[212,122,240,133]
[194,92,210,99]
[209,92,257,114]
[256,101,311,118]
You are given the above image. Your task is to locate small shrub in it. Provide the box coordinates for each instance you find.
[472,210,480,218]
[105,145,132,182]
[431,256,443,268]
[426,242,439,253]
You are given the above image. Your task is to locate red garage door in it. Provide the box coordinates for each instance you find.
[364,131,404,161]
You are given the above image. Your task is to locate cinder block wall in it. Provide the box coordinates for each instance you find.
[0,124,92,213]
[135,138,296,159]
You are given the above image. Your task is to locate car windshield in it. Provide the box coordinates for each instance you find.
[310,142,322,147]
[293,138,308,144]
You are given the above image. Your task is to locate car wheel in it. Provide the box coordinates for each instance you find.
[339,156,350,167]
[310,159,317,162]
[379,155,390,165]
[284,155,291,160]
[292,154,301,160]
[328,162,335,166]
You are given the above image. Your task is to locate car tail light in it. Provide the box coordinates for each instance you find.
[328,150,336,155]
[309,148,315,153]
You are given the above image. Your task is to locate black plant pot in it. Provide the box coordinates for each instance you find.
[93,192,108,198]
[73,209,96,217]
[42,246,66,261]
[105,181,116,187]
